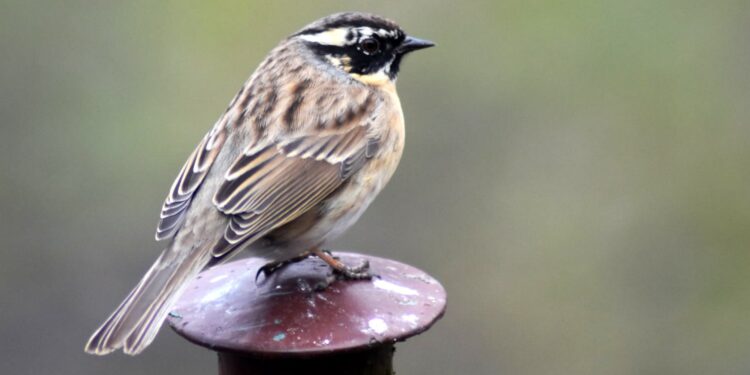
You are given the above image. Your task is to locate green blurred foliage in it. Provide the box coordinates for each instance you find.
[1,1,749,374]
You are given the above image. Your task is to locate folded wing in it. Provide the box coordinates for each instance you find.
[211,122,379,256]
[155,125,226,240]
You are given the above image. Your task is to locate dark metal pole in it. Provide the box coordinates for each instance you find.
[167,252,446,375]
[217,345,394,375]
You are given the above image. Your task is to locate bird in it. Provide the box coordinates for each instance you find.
[85,12,433,356]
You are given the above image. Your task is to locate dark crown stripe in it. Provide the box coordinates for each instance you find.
[293,13,401,37]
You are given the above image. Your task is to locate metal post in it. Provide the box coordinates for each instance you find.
[167,252,446,375]
[216,345,394,375]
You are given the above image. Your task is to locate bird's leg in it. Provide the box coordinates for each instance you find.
[312,248,373,280]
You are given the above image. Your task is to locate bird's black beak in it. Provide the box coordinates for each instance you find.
[397,36,435,55]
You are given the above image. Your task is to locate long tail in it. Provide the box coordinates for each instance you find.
[85,245,212,355]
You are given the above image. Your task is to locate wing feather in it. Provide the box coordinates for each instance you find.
[155,126,226,240]
[210,121,375,257]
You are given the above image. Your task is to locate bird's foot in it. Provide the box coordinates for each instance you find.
[255,252,313,283]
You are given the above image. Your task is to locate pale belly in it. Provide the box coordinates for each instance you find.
[318,153,401,242]
[308,88,405,247]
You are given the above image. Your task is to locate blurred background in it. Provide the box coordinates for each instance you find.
[2,1,749,374]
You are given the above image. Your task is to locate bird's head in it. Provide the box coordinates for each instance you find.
[292,12,434,86]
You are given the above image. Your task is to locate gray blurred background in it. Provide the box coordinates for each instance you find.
[2,1,749,374]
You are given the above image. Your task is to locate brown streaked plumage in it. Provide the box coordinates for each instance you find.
[85,12,433,356]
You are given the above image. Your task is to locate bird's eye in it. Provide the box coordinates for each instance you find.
[359,38,380,55]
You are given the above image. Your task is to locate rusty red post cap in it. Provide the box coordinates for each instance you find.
[167,252,446,357]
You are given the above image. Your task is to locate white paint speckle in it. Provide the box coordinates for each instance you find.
[200,281,235,303]
[209,274,228,283]
[402,314,419,327]
[373,279,419,296]
[368,318,388,335]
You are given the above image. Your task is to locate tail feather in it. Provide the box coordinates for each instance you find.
[85,247,211,355]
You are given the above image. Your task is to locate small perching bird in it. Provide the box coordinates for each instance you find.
[85,12,433,355]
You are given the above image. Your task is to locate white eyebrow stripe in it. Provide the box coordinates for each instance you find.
[298,26,400,47]
[298,27,351,46]
[356,27,375,37]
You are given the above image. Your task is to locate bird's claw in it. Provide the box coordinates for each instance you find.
[255,252,315,284]
[255,262,284,284]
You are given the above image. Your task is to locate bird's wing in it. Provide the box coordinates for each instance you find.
[155,125,226,240]
[211,92,380,257]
